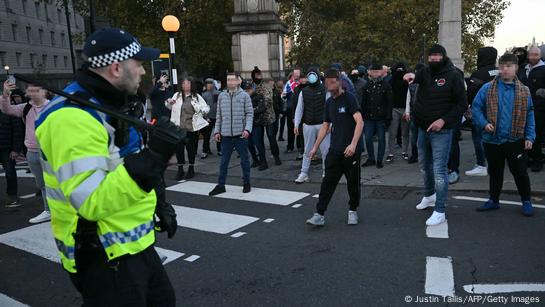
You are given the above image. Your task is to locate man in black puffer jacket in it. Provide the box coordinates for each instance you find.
[403,44,467,227]
[0,107,24,207]
[361,63,393,169]
[465,46,498,177]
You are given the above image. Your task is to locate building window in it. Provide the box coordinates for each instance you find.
[38,29,44,44]
[15,52,21,67]
[53,55,58,68]
[60,32,65,47]
[4,0,10,11]
[0,52,6,67]
[63,56,68,68]
[50,31,55,46]
[0,22,3,40]
[57,8,62,23]
[11,24,17,41]
[26,26,31,43]
[30,53,36,68]
[42,54,47,68]
[44,3,49,21]
[35,2,41,19]
[22,0,27,14]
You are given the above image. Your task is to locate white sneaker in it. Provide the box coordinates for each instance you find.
[294,173,310,184]
[465,165,488,176]
[29,210,51,224]
[426,211,446,226]
[306,213,325,226]
[347,211,358,225]
[416,194,436,210]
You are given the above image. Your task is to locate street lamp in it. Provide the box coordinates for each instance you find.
[4,65,9,76]
[161,15,180,85]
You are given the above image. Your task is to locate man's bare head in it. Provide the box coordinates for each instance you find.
[528,46,542,66]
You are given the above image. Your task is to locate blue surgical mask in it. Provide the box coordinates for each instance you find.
[308,73,318,84]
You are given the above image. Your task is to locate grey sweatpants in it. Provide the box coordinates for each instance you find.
[301,124,330,175]
[388,108,409,154]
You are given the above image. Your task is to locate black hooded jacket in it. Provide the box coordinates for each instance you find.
[467,47,498,105]
[390,62,409,108]
[413,58,468,130]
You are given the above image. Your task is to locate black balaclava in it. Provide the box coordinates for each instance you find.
[428,44,448,72]
[251,66,262,85]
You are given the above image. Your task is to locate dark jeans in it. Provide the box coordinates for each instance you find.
[278,114,287,140]
[70,245,175,307]
[409,118,418,159]
[316,152,361,215]
[218,136,251,186]
[484,141,531,202]
[176,131,197,165]
[529,109,545,161]
[0,150,17,199]
[250,125,267,163]
[287,108,295,151]
[364,120,386,162]
[448,122,461,173]
[267,119,280,157]
[471,120,486,167]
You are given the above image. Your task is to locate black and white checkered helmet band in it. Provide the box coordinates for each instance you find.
[87,41,141,68]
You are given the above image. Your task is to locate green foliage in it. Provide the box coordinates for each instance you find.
[280,0,509,72]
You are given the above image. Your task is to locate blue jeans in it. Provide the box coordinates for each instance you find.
[364,120,386,162]
[418,128,453,213]
[471,121,486,167]
[218,136,251,186]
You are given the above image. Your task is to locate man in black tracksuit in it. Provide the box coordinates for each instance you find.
[0,107,24,207]
[465,47,499,177]
[519,46,545,172]
[404,44,467,226]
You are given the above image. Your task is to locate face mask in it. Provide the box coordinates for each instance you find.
[253,78,262,85]
[308,73,318,84]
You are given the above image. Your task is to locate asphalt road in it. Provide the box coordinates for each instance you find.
[0,172,544,307]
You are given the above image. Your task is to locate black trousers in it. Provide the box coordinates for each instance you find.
[287,108,295,151]
[529,109,545,161]
[70,245,175,307]
[278,114,286,140]
[448,122,462,173]
[176,131,197,165]
[199,119,213,154]
[0,150,17,198]
[316,152,361,215]
[484,140,531,202]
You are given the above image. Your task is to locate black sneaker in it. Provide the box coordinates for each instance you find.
[401,153,409,160]
[5,200,22,208]
[258,161,269,171]
[295,154,304,161]
[361,159,376,167]
[408,156,418,164]
[376,161,384,169]
[274,156,282,166]
[386,154,394,162]
[243,183,251,193]
[251,160,260,168]
[209,185,226,196]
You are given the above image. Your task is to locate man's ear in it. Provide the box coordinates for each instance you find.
[109,62,123,79]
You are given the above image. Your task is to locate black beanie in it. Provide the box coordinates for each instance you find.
[369,63,383,71]
[428,44,447,57]
[251,66,262,81]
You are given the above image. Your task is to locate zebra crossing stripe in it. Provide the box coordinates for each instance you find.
[0,223,185,265]
[0,293,29,307]
[173,205,259,235]
[167,181,309,206]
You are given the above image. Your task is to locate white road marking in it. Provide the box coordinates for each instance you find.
[425,256,455,297]
[0,169,35,178]
[0,223,186,265]
[426,221,449,239]
[184,255,200,262]
[453,196,545,209]
[312,194,319,198]
[167,181,309,206]
[173,205,259,234]
[0,293,29,307]
[464,283,545,294]
[230,232,246,238]
[263,218,275,223]
[291,204,303,208]
[19,194,35,199]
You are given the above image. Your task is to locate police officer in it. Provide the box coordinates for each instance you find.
[35,28,178,306]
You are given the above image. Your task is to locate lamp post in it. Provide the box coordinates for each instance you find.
[161,15,180,86]
[4,65,9,77]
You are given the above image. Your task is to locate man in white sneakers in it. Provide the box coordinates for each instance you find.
[293,68,329,183]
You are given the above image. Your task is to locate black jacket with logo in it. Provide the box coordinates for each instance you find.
[413,58,468,130]
[519,62,545,111]
[467,47,498,105]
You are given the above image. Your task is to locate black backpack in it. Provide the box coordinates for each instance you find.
[22,103,33,124]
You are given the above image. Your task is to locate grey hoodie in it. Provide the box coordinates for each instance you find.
[214,87,254,136]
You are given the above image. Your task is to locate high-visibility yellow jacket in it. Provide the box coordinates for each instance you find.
[35,81,156,273]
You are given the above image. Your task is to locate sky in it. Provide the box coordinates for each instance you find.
[491,0,545,52]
